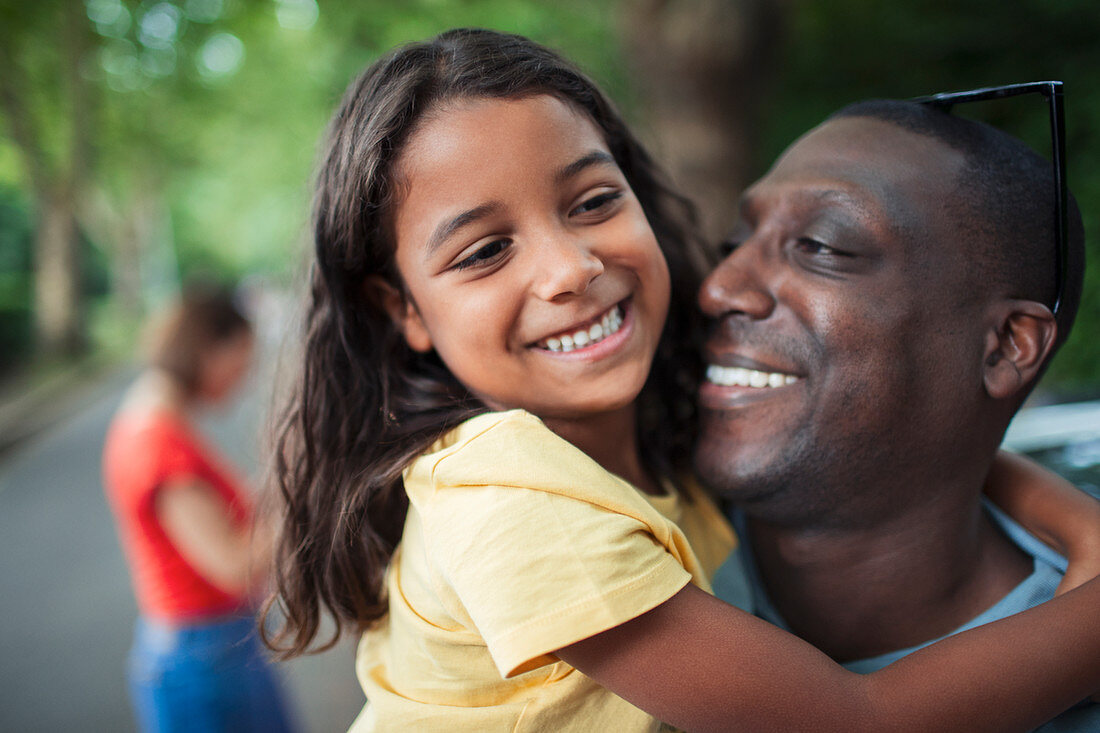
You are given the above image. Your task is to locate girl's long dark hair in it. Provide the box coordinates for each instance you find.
[263,28,709,657]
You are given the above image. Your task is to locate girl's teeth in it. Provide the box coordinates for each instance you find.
[706,365,800,388]
[541,305,624,352]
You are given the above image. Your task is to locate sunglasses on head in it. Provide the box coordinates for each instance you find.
[910,81,1067,316]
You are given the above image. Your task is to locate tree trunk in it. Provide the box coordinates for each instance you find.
[619,0,787,245]
[0,2,95,358]
[82,182,152,321]
[33,190,84,355]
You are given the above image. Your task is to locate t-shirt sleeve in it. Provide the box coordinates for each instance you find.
[416,414,693,678]
[149,423,209,490]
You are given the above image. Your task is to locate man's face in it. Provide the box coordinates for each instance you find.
[694,117,990,527]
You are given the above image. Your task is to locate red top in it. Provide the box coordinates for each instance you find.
[102,410,253,621]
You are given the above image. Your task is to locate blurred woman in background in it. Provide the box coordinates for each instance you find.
[102,284,294,733]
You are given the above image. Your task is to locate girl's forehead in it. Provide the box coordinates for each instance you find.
[400,95,606,169]
[392,96,615,214]
[389,95,625,269]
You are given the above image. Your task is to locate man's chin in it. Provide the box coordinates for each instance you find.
[693,436,785,503]
[695,454,822,527]
[693,419,823,515]
[695,411,796,491]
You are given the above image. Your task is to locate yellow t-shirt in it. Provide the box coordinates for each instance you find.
[351,410,736,732]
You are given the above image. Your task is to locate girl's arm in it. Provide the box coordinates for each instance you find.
[558,578,1100,733]
[985,450,1100,594]
[157,478,270,595]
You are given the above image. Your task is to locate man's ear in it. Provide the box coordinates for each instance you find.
[982,300,1057,400]
[365,276,433,353]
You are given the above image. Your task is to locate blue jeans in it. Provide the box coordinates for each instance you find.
[128,615,295,733]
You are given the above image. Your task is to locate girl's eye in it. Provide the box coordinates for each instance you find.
[570,191,622,216]
[453,239,510,270]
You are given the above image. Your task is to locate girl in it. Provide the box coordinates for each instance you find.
[266,28,1100,732]
[103,285,294,732]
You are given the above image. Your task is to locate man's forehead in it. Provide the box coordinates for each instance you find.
[753,116,967,214]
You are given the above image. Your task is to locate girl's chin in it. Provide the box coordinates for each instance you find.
[469,362,652,421]
[522,391,645,424]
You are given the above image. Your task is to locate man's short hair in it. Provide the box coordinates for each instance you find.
[829,99,1085,356]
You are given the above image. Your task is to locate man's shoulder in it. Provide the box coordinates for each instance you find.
[1032,702,1100,733]
[850,505,1097,731]
[985,500,1068,575]
[714,504,1098,730]
[843,501,1067,671]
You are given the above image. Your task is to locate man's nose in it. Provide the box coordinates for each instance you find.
[532,232,605,301]
[698,243,776,319]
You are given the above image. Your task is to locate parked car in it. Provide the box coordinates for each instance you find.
[1003,399,1100,500]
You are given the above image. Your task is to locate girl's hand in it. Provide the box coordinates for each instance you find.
[985,451,1100,704]
[1059,538,1100,597]
[984,450,1100,595]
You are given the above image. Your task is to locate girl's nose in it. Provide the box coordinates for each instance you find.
[532,236,605,301]
[698,243,776,320]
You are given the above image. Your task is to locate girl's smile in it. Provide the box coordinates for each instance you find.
[385,95,671,420]
[534,299,625,353]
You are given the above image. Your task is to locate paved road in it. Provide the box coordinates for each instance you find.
[0,364,364,731]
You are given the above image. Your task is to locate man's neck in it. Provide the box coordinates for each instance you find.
[744,490,1032,662]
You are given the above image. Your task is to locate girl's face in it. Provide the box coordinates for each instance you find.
[197,329,254,404]
[385,94,670,421]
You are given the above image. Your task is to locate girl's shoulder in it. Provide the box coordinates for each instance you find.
[105,408,197,469]
[419,409,547,459]
[667,474,738,580]
[405,409,638,507]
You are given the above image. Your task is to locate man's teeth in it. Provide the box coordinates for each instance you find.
[706,365,799,388]
[542,305,623,352]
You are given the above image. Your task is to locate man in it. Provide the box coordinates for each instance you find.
[695,99,1098,730]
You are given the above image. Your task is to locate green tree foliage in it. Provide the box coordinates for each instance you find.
[1,0,1096,393]
[0,185,33,372]
[0,0,624,365]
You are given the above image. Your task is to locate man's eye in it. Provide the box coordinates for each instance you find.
[570,191,622,216]
[796,237,849,257]
[454,239,509,270]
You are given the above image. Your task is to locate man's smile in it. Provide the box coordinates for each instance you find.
[699,350,806,409]
[705,364,800,388]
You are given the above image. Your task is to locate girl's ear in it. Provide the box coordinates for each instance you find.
[365,276,433,353]
[982,300,1057,400]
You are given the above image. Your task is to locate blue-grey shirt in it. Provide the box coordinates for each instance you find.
[713,501,1099,732]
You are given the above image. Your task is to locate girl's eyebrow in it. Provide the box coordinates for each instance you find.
[427,202,502,256]
[556,151,616,183]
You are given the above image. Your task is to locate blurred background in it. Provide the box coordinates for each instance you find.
[1,1,1098,730]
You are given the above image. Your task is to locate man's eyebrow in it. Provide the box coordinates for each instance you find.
[812,188,881,219]
[813,189,863,205]
[740,187,876,216]
[426,202,502,256]
[555,151,617,184]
